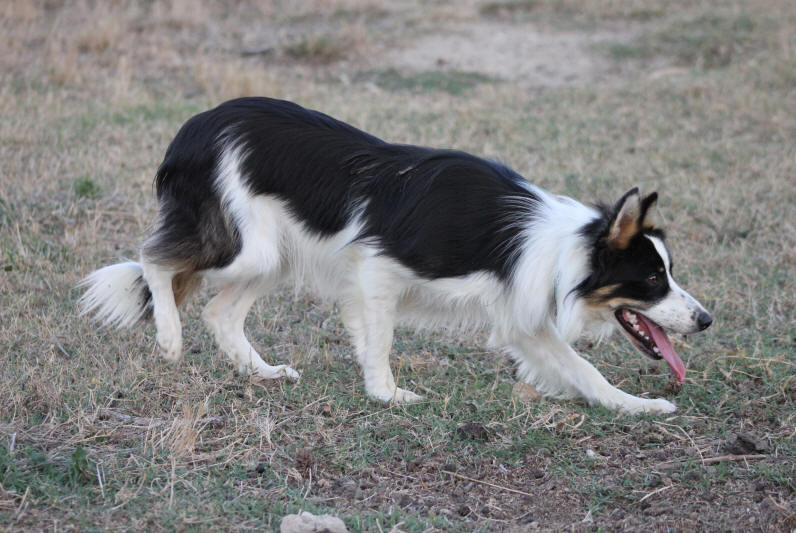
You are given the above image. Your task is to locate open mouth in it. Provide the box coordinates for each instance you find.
[615,309,686,383]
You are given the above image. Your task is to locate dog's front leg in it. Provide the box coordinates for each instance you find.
[342,259,421,404]
[507,328,675,414]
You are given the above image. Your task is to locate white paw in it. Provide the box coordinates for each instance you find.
[248,364,300,380]
[369,387,423,404]
[155,315,182,362]
[620,397,676,415]
[157,335,182,362]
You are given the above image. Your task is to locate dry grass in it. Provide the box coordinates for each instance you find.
[1,1,795,531]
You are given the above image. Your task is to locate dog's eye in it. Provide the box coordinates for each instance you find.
[646,273,660,285]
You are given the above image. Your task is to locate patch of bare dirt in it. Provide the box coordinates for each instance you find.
[382,21,631,87]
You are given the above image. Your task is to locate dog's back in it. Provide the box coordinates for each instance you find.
[145,97,536,280]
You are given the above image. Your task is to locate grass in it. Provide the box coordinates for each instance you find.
[480,0,539,18]
[1,0,795,531]
[283,33,353,64]
[357,69,495,95]
[600,10,774,68]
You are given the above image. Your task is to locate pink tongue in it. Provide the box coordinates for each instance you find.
[637,314,686,383]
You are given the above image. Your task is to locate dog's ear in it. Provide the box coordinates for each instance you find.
[605,187,641,249]
[640,191,658,230]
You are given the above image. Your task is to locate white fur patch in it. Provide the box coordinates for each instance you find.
[644,235,709,333]
[79,262,148,328]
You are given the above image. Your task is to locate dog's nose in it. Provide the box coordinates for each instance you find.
[696,311,713,331]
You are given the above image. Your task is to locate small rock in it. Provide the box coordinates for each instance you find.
[280,511,348,533]
[512,382,542,403]
[724,432,769,454]
[456,422,490,441]
[737,432,769,453]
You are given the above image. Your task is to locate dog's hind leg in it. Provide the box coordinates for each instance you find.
[507,328,676,414]
[141,261,183,362]
[341,259,421,404]
[203,282,299,380]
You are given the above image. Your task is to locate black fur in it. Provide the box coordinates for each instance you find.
[135,275,153,320]
[576,232,669,304]
[145,97,538,280]
[144,107,243,270]
[575,194,670,305]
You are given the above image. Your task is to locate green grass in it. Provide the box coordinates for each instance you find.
[73,176,100,200]
[283,34,352,64]
[480,0,539,18]
[359,69,495,95]
[600,10,774,69]
[1,0,794,531]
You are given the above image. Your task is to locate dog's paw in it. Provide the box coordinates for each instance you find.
[645,398,677,414]
[369,387,423,404]
[157,337,182,363]
[393,388,423,403]
[248,364,300,380]
[620,397,676,415]
[155,315,182,362]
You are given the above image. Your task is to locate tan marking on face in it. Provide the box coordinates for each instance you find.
[583,284,621,303]
[586,294,648,311]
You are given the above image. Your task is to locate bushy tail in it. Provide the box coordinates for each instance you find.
[78,262,152,328]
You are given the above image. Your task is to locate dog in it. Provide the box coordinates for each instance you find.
[80,97,712,414]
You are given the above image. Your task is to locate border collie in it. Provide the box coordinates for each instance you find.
[80,97,712,414]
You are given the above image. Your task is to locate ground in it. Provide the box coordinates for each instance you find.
[0,1,794,531]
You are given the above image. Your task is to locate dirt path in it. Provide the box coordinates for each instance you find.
[383,21,628,87]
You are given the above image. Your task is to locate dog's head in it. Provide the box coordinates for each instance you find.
[576,187,712,383]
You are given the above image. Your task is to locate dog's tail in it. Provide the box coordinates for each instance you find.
[79,262,202,328]
[78,262,153,328]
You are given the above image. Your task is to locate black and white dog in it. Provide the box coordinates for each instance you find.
[81,97,712,414]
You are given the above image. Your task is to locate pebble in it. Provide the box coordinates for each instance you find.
[280,512,348,533]
[512,382,542,403]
